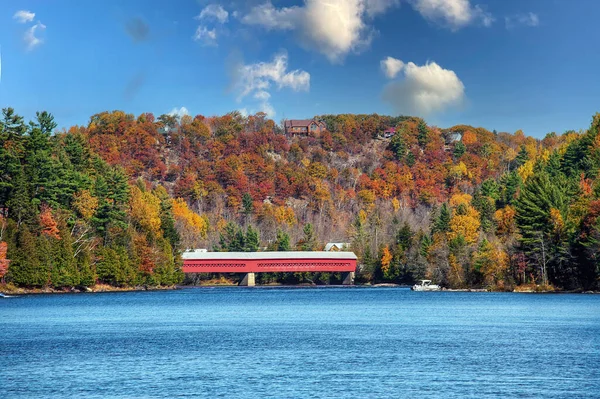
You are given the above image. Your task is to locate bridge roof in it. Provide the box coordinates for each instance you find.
[181,251,357,260]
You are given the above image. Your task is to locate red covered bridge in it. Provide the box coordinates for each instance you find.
[182,251,358,286]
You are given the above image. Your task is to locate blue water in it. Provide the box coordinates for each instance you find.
[1,288,600,398]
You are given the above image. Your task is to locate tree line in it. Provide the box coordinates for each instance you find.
[1,107,599,290]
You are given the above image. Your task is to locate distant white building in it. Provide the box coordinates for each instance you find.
[324,243,350,252]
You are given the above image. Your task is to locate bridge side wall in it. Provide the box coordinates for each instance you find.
[182,258,357,274]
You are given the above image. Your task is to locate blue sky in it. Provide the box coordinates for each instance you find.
[0,0,598,137]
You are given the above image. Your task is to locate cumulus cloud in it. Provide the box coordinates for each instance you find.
[410,0,493,29]
[381,56,405,79]
[13,10,35,23]
[505,12,539,29]
[196,4,229,24]
[168,107,189,118]
[241,0,399,63]
[193,26,218,46]
[382,58,465,116]
[233,52,310,117]
[25,22,46,51]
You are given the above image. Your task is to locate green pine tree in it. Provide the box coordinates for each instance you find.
[299,223,317,251]
[276,230,291,251]
[244,225,260,252]
[389,131,406,161]
[453,141,466,159]
[433,203,451,233]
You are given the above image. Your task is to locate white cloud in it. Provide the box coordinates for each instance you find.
[254,90,271,101]
[233,52,310,117]
[381,56,405,79]
[235,52,310,100]
[410,0,493,30]
[13,10,35,23]
[168,107,189,118]
[365,0,401,17]
[25,22,46,51]
[241,0,399,63]
[505,12,539,29]
[193,26,217,46]
[241,2,301,30]
[382,59,465,116]
[196,4,229,24]
[258,102,276,118]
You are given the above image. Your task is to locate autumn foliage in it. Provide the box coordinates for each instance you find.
[1,106,600,290]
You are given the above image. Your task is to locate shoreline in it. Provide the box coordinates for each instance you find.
[2,283,598,295]
[0,284,178,296]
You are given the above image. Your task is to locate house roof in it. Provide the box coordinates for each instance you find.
[284,119,322,128]
[182,250,357,260]
[324,243,350,251]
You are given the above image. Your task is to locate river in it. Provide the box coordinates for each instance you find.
[2,287,599,398]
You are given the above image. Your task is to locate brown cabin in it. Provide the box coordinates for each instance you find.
[284,119,327,137]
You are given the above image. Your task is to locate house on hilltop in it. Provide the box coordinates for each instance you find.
[284,119,327,136]
[382,127,396,138]
[324,242,350,252]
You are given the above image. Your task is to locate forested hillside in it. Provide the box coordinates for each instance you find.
[1,107,599,290]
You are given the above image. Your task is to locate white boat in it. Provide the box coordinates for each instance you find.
[411,280,441,291]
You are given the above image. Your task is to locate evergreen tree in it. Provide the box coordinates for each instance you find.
[453,141,466,159]
[406,151,416,167]
[299,223,317,251]
[561,118,600,178]
[0,108,27,208]
[233,229,246,251]
[6,169,35,226]
[93,167,129,241]
[218,222,239,251]
[96,247,121,286]
[9,227,48,287]
[419,233,433,258]
[244,225,260,252]
[472,190,496,232]
[481,179,500,200]
[389,132,406,161]
[514,145,529,168]
[276,230,291,251]
[396,223,413,251]
[515,172,574,285]
[154,186,180,251]
[242,193,254,217]
[433,203,452,233]
[498,171,522,207]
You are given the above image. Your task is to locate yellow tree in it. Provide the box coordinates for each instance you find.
[380,245,393,275]
[129,186,162,237]
[172,198,209,248]
[447,194,480,244]
[495,205,517,237]
[73,190,99,221]
[473,239,509,287]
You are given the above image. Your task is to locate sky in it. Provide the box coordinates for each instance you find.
[0,0,599,137]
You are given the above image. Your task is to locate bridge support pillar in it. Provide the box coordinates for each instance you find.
[239,272,256,287]
[341,271,355,285]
